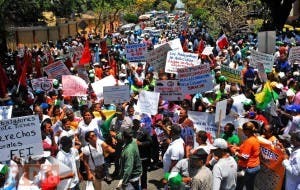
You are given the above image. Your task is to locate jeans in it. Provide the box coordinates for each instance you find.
[237,165,260,190]
[141,159,150,189]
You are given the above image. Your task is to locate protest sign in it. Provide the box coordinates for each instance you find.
[62,75,88,96]
[125,43,147,62]
[165,51,199,74]
[31,77,53,92]
[154,38,183,52]
[221,65,242,84]
[103,85,130,104]
[288,46,300,63]
[0,115,43,162]
[76,65,90,83]
[255,139,285,190]
[177,64,213,94]
[258,31,276,54]
[91,75,118,99]
[0,106,12,120]
[215,99,227,123]
[43,60,71,79]
[147,43,171,71]
[201,47,214,55]
[137,90,160,115]
[257,63,268,82]
[154,80,184,101]
[188,111,217,137]
[250,50,274,71]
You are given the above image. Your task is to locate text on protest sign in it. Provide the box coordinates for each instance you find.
[154,80,184,101]
[165,51,199,74]
[137,90,160,115]
[103,85,130,104]
[0,106,13,120]
[43,60,71,79]
[177,64,214,95]
[31,77,53,92]
[288,46,300,63]
[221,65,242,84]
[147,43,171,71]
[91,75,118,99]
[125,43,147,62]
[62,75,88,96]
[250,50,274,72]
[188,111,218,137]
[0,115,43,162]
[154,38,183,52]
[201,47,214,56]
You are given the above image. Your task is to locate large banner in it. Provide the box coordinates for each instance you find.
[147,43,171,71]
[62,75,88,96]
[154,80,184,101]
[177,64,213,94]
[137,90,160,115]
[221,65,242,84]
[255,138,285,190]
[0,115,43,162]
[125,43,147,62]
[31,77,53,92]
[103,85,130,104]
[165,51,199,74]
[250,50,274,71]
[43,60,71,79]
[188,111,217,137]
[288,46,300,63]
[0,106,12,120]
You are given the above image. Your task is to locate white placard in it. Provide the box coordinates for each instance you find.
[154,80,184,101]
[250,50,274,71]
[215,100,227,123]
[0,115,43,162]
[165,51,199,74]
[103,85,130,104]
[31,77,53,92]
[125,43,147,62]
[257,63,268,82]
[147,43,171,71]
[201,47,214,55]
[154,38,183,52]
[188,111,217,137]
[91,75,118,99]
[62,75,88,96]
[137,90,160,115]
[0,106,13,120]
[43,60,72,79]
[288,46,300,63]
[258,31,276,54]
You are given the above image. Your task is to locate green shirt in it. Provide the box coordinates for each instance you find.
[221,133,240,145]
[120,139,142,184]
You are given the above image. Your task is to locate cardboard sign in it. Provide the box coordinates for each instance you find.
[258,31,276,54]
[201,47,214,55]
[137,90,160,115]
[103,85,130,104]
[154,80,184,101]
[250,50,274,72]
[288,46,300,63]
[31,77,53,92]
[147,43,171,71]
[62,75,88,96]
[43,60,71,79]
[0,106,12,120]
[177,64,213,94]
[0,115,43,162]
[257,63,268,82]
[154,38,183,52]
[125,43,147,62]
[165,51,199,74]
[221,65,242,84]
[188,111,217,137]
[91,75,118,99]
[215,99,227,123]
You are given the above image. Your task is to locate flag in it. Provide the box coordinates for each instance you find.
[197,39,205,54]
[0,64,9,98]
[18,54,29,87]
[35,56,42,77]
[255,81,278,110]
[15,56,22,77]
[79,40,91,65]
[216,34,229,49]
[100,40,108,55]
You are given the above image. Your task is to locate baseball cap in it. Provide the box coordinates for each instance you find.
[211,138,228,149]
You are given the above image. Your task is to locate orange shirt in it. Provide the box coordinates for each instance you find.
[238,136,260,168]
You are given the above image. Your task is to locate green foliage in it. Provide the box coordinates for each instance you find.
[157,1,172,12]
[166,0,177,11]
[192,8,210,22]
[123,13,139,23]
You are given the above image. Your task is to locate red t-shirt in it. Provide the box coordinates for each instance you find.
[41,176,60,190]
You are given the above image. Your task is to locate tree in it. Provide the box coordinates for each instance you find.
[157,1,172,12]
[134,0,156,14]
[123,13,139,23]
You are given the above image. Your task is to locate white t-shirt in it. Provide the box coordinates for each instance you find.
[284,115,300,134]
[163,138,185,173]
[81,139,105,170]
[78,118,103,146]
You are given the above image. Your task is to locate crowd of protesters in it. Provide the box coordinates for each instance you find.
[0,10,299,190]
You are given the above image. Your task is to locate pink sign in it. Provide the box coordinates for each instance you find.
[62,75,88,96]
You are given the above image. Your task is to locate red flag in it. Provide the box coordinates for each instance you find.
[182,40,189,52]
[35,56,42,77]
[100,40,108,55]
[15,56,22,77]
[79,40,92,65]
[26,52,33,75]
[197,39,205,54]
[0,64,9,98]
[65,57,73,69]
[216,34,229,49]
[18,54,29,87]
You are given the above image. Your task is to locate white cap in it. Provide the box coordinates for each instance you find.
[211,138,228,149]
[31,151,51,160]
